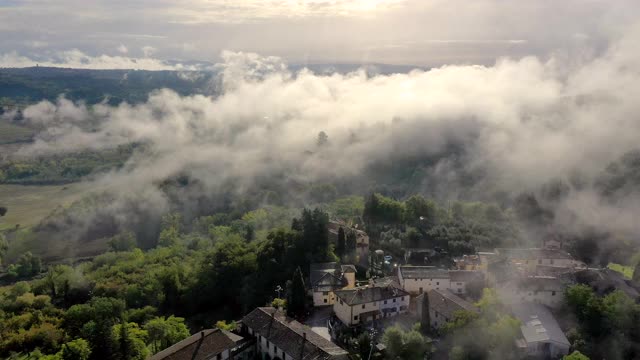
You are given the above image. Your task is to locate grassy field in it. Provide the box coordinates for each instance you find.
[0,122,34,144]
[0,183,94,230]
[608,263,634,279]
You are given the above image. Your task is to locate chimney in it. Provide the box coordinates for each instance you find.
[299,332,307,360]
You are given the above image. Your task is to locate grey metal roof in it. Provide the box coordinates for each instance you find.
[510,302,570,347]
[399,266,450,279]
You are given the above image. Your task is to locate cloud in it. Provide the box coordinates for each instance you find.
[141,46,157,58]
[0,49,202,70]
[8,21,640,241]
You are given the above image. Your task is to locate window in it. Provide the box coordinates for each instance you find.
[419,287,423,294]
[436,282,439,285]
[457,282,462,286]
[217,354,221,360]
[435,312,438,318]
[393,298,396,303]
[552,291,556,296]
[458,289,462,293]
[324,299,327,303]
[354,315,358,321]
[362,304,365,309]
[401,297,404,301]
[550,259,554,265]
[415,279,418,282]
[384,300,388,304]
[340,300,343,305]
[323,291,329,295]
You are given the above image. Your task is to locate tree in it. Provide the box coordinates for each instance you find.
[144,316,190,354]
[402,330,428,360]
[108,231,137,252]
[346,231,356,257]
[382,326,404,359]
[442,310,479,333]
[0,233,7,266]
[287,267,307,318]
[382,326,428,360]
[112,321,149,360]
[421,293,430,332]
[317,131,328,147]
[215,320,237,331]
[357,331,372,359]
[60,338,91,360]
[564,351,590,360]
[271,298,287,309]
[336,227,346,259]
[0,206,7,216]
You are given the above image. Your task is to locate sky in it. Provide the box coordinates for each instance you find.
[1,0,639,68]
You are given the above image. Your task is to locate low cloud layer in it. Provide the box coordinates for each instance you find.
[0,49,203,70]
[8,22,640,239]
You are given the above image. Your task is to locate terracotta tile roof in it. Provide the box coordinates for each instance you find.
[149,328,240,360]
[242,307,348,360]
[426,289,479,318]
[334,285,408,306]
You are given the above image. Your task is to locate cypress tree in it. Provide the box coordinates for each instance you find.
[288,267,307,318]
[337,227,346,259]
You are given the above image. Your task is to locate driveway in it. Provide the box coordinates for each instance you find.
[305,306,334,341]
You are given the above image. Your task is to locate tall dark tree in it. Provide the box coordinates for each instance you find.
[287,267,307,318]
[363,193,379,224]
[336,227,346,259]
[118,315,131,360]
[421,293,430,332]
[346,231,357,256]
[634,263,640,286]
[0,206,7,217]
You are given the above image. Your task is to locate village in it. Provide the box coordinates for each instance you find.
[147,219,639,360]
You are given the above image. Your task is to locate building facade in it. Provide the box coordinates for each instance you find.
[333,286,410,326]
[397,266,484,296]
[310,263,356,307]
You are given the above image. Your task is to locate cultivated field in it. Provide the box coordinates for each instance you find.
[0,183,94,230]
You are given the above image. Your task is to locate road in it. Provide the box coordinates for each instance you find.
[305,306,334,341]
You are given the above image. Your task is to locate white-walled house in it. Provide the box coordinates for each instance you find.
[497,276,565,308]
[310,263,356,307]
[397,266,484,295]
[511,303,570,358]
[397,266,450,294]
[242,307,349,360]
[333,285,410,326]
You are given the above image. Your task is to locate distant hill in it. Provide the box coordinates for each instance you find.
[0,67,218,106]
[0,63,424,108]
